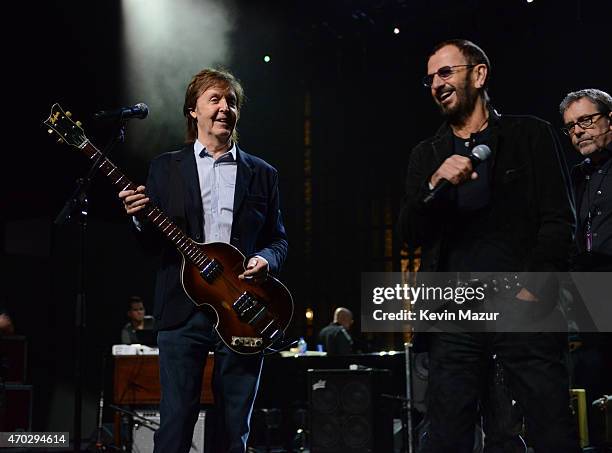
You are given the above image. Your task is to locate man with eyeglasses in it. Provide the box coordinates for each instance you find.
[560,89,612,271]
[399,39,579,452]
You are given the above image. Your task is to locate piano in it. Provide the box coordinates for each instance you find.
[112,344,214,405]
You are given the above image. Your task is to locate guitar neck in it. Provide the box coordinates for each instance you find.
[80,140,208,265]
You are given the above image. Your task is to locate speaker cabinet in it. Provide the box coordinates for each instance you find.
[308,369,393,453]
[0,336,27,383]
[1,384,32,432]
[132,409,206,452]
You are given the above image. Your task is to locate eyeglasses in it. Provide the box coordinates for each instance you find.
[561,112,607,136]
[422,65,476,87]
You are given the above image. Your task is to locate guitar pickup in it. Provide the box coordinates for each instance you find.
[200,259,223,283]
[233,292,269,327]
[233,292,257,315]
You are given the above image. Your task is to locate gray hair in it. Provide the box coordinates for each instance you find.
[559,88,612,117]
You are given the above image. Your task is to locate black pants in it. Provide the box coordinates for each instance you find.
[419,332,580,453]
[154,310,263,453]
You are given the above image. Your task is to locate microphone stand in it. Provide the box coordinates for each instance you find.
[109,405,198,452]
[404,341,414,453]
[94,351,111,451]
[380,341,415,453]
[54,120,128,453]
[108,404,160,431]
[108,405,158,453]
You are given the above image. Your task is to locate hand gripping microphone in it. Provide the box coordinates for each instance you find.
[422,144,492,205]
[94,102,149,120]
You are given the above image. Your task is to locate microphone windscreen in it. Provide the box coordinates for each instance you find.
[135,103,149,119]
[472,144,492,161]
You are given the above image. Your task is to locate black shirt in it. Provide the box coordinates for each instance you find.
[121,316,155,344]
[318,322,353,355]
[440,127,519,272]
[577,154,612,256]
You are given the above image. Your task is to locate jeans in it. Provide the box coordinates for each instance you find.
[419,332,580,453]
[153,310,263,453]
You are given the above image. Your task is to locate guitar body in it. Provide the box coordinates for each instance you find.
[181,241,293,355]
[43,103,293,355]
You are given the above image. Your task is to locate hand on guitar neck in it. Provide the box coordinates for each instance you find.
[44,102,293,354]
[119,185,149,216]
[119,185,269,284]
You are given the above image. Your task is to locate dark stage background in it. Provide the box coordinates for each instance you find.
[2,0,611,438]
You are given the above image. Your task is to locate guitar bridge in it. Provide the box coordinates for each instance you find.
[231,336,263,348]
[200,259,223,283]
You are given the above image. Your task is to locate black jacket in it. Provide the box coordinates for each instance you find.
[136,144,288,330]
[398,108,575,298]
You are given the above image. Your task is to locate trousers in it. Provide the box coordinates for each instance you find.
[419,332,580,453]
[153,310,263,453]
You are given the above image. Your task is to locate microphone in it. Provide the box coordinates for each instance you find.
[592,395,611,408]
[94,102,149,120]
[422,144,492,205]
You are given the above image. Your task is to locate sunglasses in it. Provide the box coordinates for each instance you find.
[423,65,476,87]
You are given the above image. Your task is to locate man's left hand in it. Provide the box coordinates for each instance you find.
[515,287,539,302]
[238,256,269,284]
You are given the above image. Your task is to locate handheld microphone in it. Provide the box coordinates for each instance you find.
[422,144,492,205]
[94,102,149,120]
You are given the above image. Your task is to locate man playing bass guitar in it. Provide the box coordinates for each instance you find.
[119,68,288,453]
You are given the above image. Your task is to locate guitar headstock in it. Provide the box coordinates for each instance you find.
[43,103,87,148]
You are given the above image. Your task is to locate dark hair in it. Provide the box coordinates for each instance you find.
[127,296,144,310]
[559,88,612,117]
[428,39,491,102]
[182,68,245,143]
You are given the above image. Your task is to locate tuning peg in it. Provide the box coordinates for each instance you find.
[76,121,82,127]
[56,138,64,144]
[47,129,53,134]
[66,111,72,118]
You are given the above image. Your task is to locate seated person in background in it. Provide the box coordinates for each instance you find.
[318,307,353,355]
[121,296,154,344]
[0,307,14,336]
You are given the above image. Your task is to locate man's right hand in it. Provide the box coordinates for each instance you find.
[119,185,149,216]
[430,155,478,188]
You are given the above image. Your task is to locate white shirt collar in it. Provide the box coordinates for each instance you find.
[194,139,237,160]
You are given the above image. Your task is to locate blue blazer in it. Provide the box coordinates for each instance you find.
[138,144,288,330]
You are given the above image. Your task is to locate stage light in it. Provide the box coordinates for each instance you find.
[120,0,233,159]
[393,27,400,35]
[305,308,314,321]
[526,0,534,3]
[263,55,271,63]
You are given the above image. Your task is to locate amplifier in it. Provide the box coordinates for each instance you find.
[0,335,27,383]
[1,384,33,431]
[132,409,206,453]
[308,369,393,453]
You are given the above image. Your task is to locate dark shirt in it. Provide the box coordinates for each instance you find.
[318,322,353,355]
[440,127,519,272]
[577,155,612,256]
[121,316,155,344]
[398,108,574,298]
